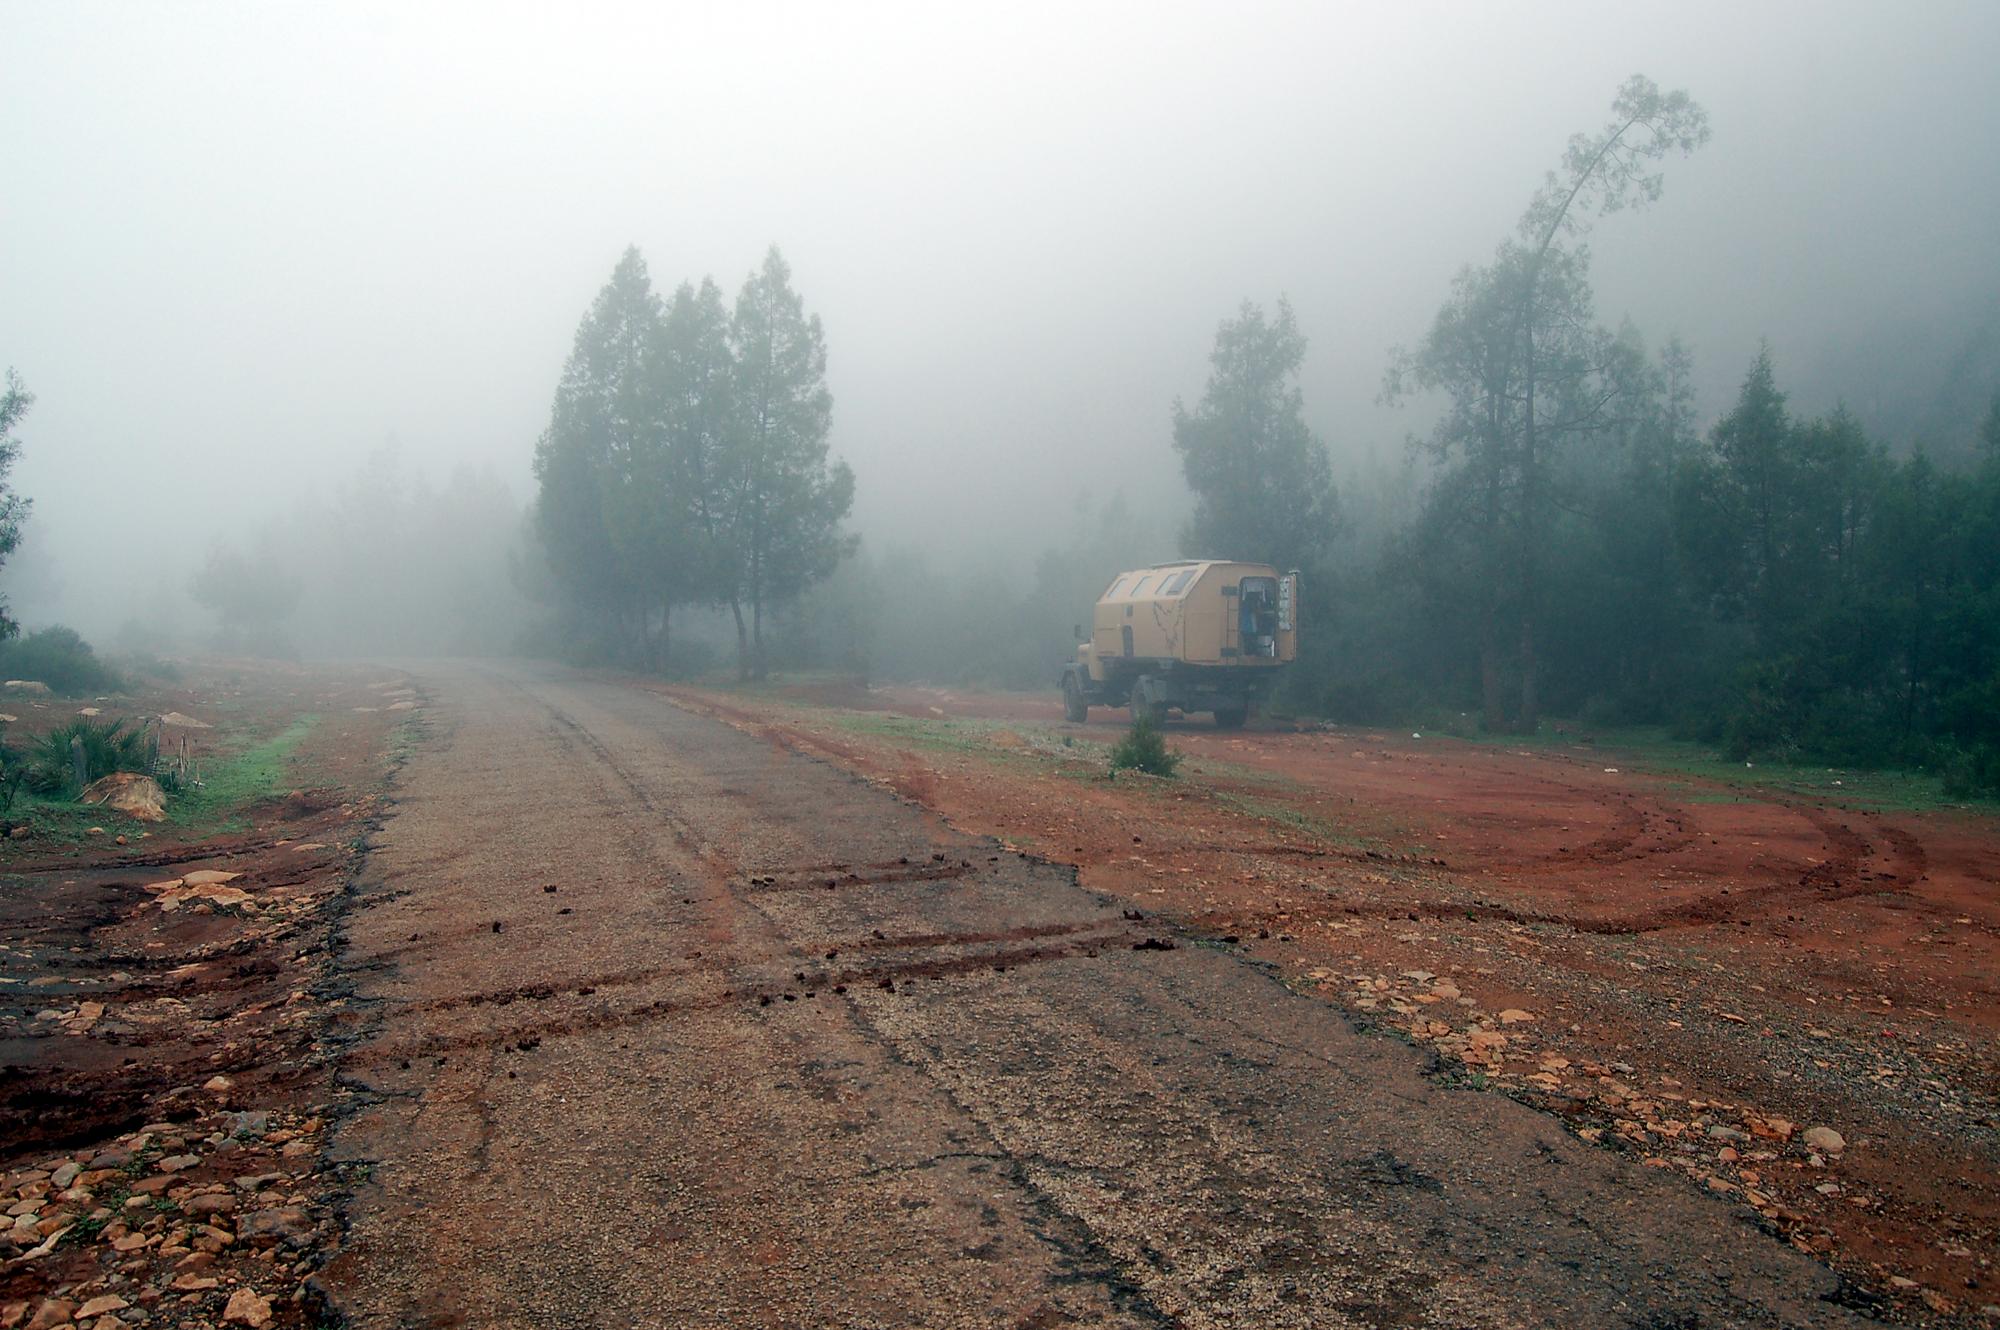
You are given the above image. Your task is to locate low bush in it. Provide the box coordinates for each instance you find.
[1109,712,1180,777]
[25,716,156,796]
[0,625,122,696]
[0,735,24,814]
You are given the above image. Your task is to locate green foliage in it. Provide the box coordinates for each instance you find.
[0,732,25,814]
[1381,75,1708,733]
[723,247,857,679]
[0,368,34,639]
[531,246,855,679]
[1109,712,1180,778]
[534,246,660,648]
[0,625,122,695]
[26,716,155,796]
[769,494,1166,689]
[1344,326,2000,790]
[170,716,317,824]
[1172,298,1338,572]
[189,542,302,651]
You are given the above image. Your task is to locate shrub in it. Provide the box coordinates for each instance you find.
[0,733,24,814]
[0,625,122,696]
[1940,744,2000,800]
[1109,712,1180,777]
[25,716,156,796]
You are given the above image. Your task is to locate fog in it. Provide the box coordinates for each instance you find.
[3,0,1998,650]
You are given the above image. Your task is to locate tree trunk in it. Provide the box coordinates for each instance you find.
[1518,615,1539,734]
[1479,601,1505,733]
[659,601,671,676]
[751,595,766,681]
[1518,310,1541,734]
[1479,436,1506,733]
[730,597,750,681]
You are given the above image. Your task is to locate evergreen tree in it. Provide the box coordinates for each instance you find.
[533,248,667,658]
[1171,298,1337,572]
[0,370,33,640]
[1386,75,1708,731]
[721,247,854,680]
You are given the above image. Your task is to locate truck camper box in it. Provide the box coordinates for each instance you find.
[1061,560,1298,728]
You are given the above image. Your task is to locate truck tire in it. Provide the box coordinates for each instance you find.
[1062,672,1089,723]
[1130,676,1167,726]
[1213,705,1248,730]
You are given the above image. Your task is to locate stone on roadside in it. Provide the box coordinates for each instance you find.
[1803,1126,1845,1154]
[237,1206,312,1247]
[74,1295,127,1318]
[1498,1008,1534,1024]
[226,1110,270,1139]
[222,1287,274,1328]
[180,1191,238,1218]
[78,772,167,822]
[25,1301,72,1330]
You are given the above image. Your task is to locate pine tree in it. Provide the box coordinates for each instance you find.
[721,247,854,679]
[1171,299,1337,573]
[532,247,667,658]
[0,370,33,640]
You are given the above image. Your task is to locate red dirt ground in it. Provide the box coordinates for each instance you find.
[0,663,411,1328]
[662,679,2000,1326]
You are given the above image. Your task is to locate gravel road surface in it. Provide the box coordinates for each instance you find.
[319,662,1863,1328]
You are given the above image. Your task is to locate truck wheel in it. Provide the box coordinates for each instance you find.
[1213,705,1248,730]
[1130,677,1167,726]
[1062,673,1088,723]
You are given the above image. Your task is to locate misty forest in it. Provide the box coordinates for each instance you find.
[5,48,1999,794]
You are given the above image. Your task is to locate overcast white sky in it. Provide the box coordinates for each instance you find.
[4,1,1998,635]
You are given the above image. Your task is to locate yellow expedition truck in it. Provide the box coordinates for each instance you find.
[1061,560,1298,729]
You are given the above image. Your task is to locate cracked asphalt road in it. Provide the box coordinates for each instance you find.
[319,662,1864,1328]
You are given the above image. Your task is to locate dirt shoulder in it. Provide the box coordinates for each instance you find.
[0,662,415,1330]
[655,678,2000,1326]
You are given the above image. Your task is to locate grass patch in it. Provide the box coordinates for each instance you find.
[5,794,121,846]
[827,710,1080,772]
[1439,722,1993,815]
[169,715,319,829]
[1211,789,1406,856]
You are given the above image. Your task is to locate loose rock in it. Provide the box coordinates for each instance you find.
[222,1288,274,1328]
